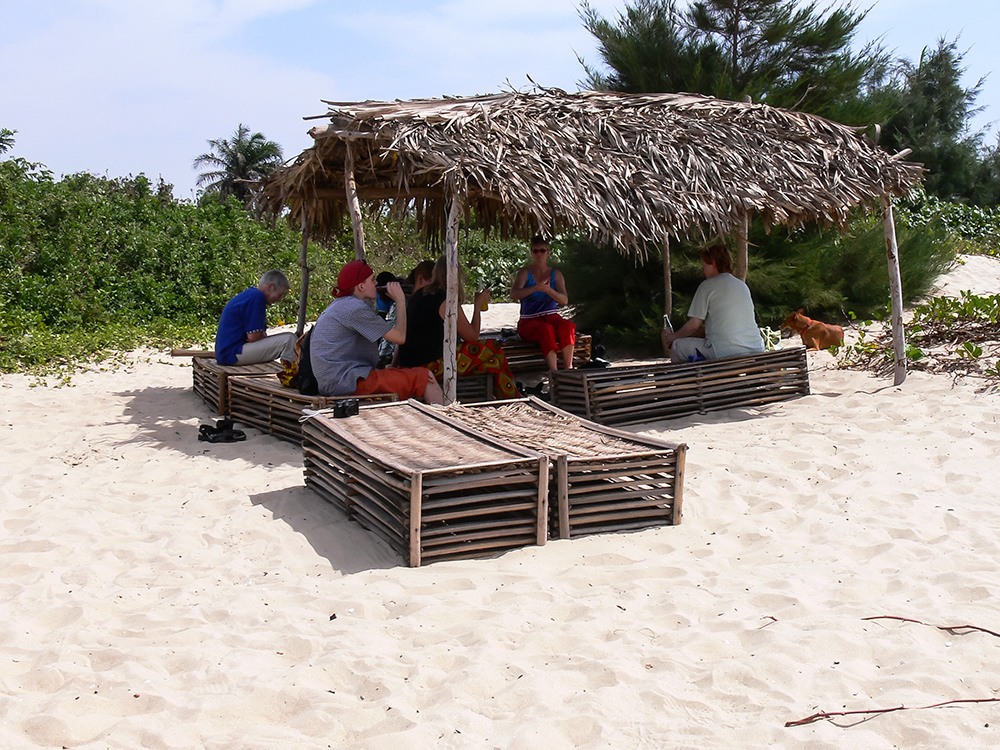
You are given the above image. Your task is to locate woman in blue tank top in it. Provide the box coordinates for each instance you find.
[510,235,576,371]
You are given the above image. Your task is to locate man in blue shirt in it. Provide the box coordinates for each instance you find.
[215,270,297,366]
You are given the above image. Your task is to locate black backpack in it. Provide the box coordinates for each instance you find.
[297,328,319,396]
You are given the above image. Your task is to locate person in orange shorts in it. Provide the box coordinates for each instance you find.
[310,260,444,404]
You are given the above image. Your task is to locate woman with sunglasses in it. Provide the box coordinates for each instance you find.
[510,235,576,371]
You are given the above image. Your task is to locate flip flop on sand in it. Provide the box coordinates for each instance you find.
[198,420,246,443]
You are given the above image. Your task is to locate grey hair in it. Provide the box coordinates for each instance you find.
[259,269,290,291]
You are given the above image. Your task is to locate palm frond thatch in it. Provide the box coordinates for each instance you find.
[257,88,922,256]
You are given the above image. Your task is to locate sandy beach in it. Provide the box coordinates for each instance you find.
[2,256,1000,749]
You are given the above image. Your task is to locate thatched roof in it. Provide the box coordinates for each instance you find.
[257,88,922,256]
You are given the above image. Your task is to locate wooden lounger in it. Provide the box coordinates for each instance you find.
[191,356,282,416]
[431,397,686,540]
[301,401,549,567]
[227,374,397,444]
[549,346,810,426]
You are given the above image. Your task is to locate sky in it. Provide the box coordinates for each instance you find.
[2,0,998,200]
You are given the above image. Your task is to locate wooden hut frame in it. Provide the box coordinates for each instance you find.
[259,88,923,392]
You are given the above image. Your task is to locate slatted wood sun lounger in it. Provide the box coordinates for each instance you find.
[549,346,810,426]
[300,401,550,566]
[227,375,398,444]
[429,397,686,539]
[191,356,283,415]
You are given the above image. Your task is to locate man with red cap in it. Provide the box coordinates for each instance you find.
[310,260,444,404]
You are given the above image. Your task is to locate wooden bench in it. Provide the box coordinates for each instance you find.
[191,357,282,415]
[549,346,810,426]
[431,397,686,540]
[301,401,549,567]
[227,375,398,444]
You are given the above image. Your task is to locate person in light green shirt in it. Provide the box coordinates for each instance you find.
[663,244,764,363]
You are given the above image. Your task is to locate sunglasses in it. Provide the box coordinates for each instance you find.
[531,247,549,253]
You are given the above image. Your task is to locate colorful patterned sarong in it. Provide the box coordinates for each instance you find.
[426,339,520,399]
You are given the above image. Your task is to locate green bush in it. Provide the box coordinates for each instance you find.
[0,160,530,374]
[0,160,306,372]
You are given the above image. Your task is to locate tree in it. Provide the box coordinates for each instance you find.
[579,0,890,124]
[879,38,987,203]
[193,124,283,205]
[579,1,725,94]
[0,128,15,155]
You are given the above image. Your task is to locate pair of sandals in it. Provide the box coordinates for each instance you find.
[198,419,246,443]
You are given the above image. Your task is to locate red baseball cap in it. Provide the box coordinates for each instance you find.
[333,260,374,298]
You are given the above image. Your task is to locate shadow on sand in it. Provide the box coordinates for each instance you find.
[115,384,302,466]
[250,486,399,574]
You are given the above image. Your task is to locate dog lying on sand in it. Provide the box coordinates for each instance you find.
[781,309,844,350]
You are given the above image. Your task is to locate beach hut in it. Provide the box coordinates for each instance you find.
[257,88,923,393]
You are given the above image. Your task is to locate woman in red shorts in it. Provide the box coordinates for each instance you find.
[510,235,576,371]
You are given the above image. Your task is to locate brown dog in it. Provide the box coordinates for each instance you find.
[781,309,844,350]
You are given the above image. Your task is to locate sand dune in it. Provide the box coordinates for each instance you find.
[2,259,999,748]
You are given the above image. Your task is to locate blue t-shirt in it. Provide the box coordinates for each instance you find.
[215,287,267,365]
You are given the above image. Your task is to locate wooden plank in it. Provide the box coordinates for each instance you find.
[557,455,570,540]
[409,471,422,567]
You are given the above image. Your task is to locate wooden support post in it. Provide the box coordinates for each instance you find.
[537,456,550,546]
[408,471,422,567]
[881,196,907,385]
[557,455,570,539]
[442,197,464,404]
[344,142,366,261]
[661,236,672,357]
[735,211,749,281]
[296,210,310,337]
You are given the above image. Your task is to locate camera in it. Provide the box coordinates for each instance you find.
[332,398,359,418]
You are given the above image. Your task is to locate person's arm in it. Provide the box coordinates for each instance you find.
[663,316,704,347]
[548,270,570,307]
[510,268,534,302]
[448,289,490,341]
[244,290,270,342]
[382,282,408,345]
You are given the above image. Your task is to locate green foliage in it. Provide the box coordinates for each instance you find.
[0,161,305,373]
[560,234,671,353]
[0,128,15,155]
[838,292,1000,382]
[0,156,530,375]
[563,205,956,356]
[193,124,283,205]
[878,38,989,203]
[579,0,890,125]
[895,187,1000,256]
[579,0,727,95]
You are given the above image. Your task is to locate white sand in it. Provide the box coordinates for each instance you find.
[2,260,1000,748]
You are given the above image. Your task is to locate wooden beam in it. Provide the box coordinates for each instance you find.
[442,197,464,403]
[661,236,672,357]
[296,210,310,337]
[735,211,749,281]
[344,142,367,260]
[881,197,907,385]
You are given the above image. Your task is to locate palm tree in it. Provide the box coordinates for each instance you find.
[0,128,16,155]
[193,124,283,204]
